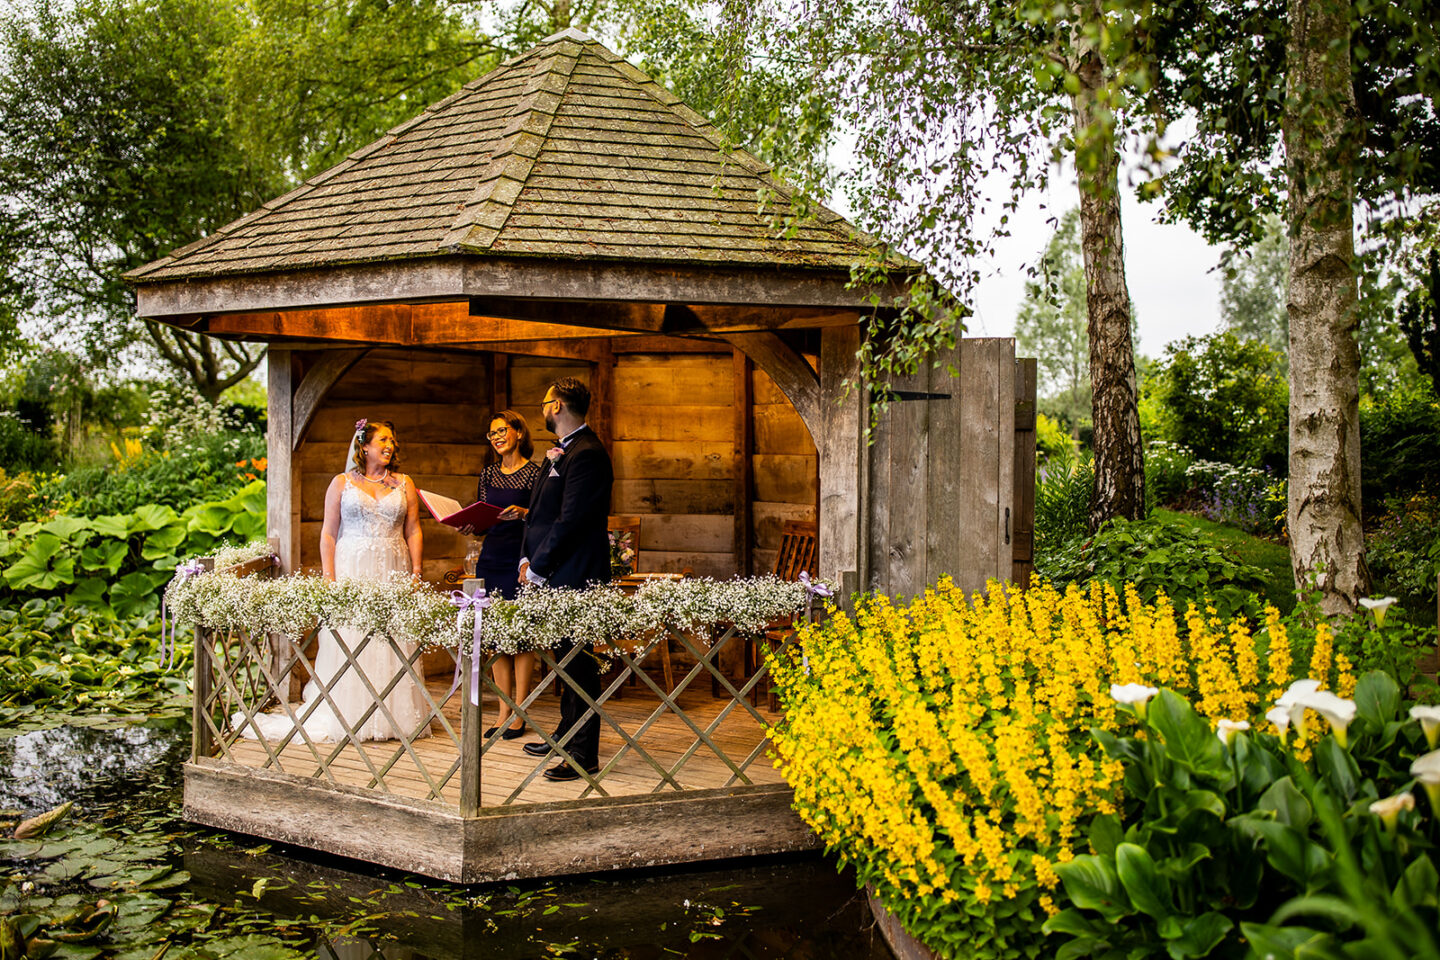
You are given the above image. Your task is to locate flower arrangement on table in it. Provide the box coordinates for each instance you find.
[162,541,829,658]
[766,577,1434,960]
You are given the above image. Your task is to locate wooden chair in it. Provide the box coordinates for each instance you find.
[742,520,819,710]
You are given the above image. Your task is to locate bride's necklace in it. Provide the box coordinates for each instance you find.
[357,469,391,486]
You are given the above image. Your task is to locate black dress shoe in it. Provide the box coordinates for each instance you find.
[543,761,599,782]
[522,741,553,757]
[501,725,527,740]
[484,727,498,738]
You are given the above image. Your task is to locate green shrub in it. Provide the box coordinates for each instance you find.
[1046,676,1439,960]
[1035,411,1077,463]
[1038,516,1270,623]
[1146,331,1289,471]
[1144,439,1195,509]
[0,411,59,472]
[1035,446,1093,565]
[1185,458,1284,534]
[1366,493,1440,625]
[1360,384,1440,515]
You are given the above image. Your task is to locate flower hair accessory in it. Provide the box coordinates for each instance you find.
[354,418,368,436]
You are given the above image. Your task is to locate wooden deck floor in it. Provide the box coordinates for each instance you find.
[221,675,786,808]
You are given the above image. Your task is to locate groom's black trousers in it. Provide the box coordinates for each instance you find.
[555,638,601,768]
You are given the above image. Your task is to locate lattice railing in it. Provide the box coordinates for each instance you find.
[193,562,804,813]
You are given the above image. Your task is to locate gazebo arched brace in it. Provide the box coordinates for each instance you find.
[721,332,820,443]
[292,348,370,451]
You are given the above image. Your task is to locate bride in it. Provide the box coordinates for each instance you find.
[239,418,432,743]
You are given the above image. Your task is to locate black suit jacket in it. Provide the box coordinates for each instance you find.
[522,425,613,589]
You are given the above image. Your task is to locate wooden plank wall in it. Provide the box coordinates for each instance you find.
[296,348,492,583]
[609,351,737,577]
[752,365,818,576]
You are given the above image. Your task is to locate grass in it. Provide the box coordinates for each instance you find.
[1150,508,1297,614]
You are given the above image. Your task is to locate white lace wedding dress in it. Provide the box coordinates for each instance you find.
[237,475,432,743]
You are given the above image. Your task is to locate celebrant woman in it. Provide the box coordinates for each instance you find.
[238,418,432,743]
[463,410,541,740]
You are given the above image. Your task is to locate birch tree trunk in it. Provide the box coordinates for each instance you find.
[1283,0,1369,614]
[1071,42,1145,530]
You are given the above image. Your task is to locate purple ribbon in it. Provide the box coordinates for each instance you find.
[797,571,833,623]
[160,560,207,670]
[449,589,492,706]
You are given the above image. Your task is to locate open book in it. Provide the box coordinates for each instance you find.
[416,490,506,531]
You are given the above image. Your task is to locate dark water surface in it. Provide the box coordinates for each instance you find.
[0,722,893,959]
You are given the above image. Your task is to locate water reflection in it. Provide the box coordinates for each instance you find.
[1,720,892,959]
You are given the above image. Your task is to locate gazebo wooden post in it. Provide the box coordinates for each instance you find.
[266,347,300,574]
[819,326,864,598]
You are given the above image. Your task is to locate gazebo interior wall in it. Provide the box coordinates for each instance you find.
[289,342,817,584]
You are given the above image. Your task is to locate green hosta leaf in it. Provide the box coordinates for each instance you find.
[1353,670,1400,732]
[109,570,170,619]
[129,504,179,534]
[37,516,93,543]
[140,524,187,561]
[88,515,132,539]
[1115,842,1172,919]
[1054,854,1132,923]
[1238,922,1336,959]
[1149,689,1228,778]
[185,503,235,538]
[66,578,111,615]
[1394,853,1440,911]
[1164,911,1232,959]
[4,534,76,590]
[1258,777,1312,830]
[1313,739,1359,803]
[78,539,128,577]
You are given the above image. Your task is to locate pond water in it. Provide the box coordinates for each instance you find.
[0,722,894,959]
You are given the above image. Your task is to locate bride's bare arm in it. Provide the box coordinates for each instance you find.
[320,475,344,580]
[402,475,423,578]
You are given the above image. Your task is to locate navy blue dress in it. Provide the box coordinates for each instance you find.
[474,460,541,600]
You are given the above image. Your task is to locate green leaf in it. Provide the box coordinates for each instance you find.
[1115,842,1171,919]
[1088,813,1124,857]
[88,515,132,539]
[1149,689,1228,778]
[1313,738,1359,803]
[1042,908,1112,938]
[37,516,93,542]
[1233,818,1328,890]
[109,570,170,619]
[1353,670,1400,732]
[79,538,128,576]
[1394,854,1439,911]
[66,578,112,615]
[1164,912,1232,959]
[129,504,179,534]
[3,534,76,590]
[1238,922,1335,960]
[1258,777,1312,830]
[140,524,187,561]
[1054,854,1132,923]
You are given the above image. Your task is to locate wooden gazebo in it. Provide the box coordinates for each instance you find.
[128,28,1035,882]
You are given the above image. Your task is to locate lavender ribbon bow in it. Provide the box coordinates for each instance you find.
[449,589,492,706]
[159,560,207,670]
[797,571,832,622]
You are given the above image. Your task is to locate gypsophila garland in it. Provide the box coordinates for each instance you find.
[210,540,282,571]
[163,559,829,655]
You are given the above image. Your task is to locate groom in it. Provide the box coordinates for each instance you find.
[518,377,613,782]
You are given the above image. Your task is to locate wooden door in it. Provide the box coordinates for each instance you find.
[861,339,1027,597]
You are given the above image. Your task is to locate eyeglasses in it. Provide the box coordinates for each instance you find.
[541,396,559,411]
[486,427,510,440]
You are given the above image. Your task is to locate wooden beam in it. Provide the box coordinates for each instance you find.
[291,348,368,452]
[133,255,900,319]
[202,301,627,345]
[266,349,300,574]
[721,332,821,444]
[590,341,615,448]
[733,349,755,577]
[492,353,509,411]
[470,297,667,333]
[818,327,863,592]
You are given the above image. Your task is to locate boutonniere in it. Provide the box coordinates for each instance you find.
[545,446,564,463]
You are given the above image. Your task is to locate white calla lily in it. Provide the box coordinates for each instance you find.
[1296,690,1358,748]
[1368,792,1415,833]
[1411,750,1440,811]
[1265,706,1292,744]
[1358,596,1399,628]
[1274,679,1324,736]
[1410,705,1440,750]
[1216,719,1250,747]
[1110,683,1160,718]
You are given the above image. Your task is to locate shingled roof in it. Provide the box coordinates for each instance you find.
[127,29,889,284]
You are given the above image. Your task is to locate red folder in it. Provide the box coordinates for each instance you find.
[417,490,506,531]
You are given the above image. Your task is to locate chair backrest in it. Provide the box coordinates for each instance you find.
[607,515,642,574]
[772,520,818,581]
